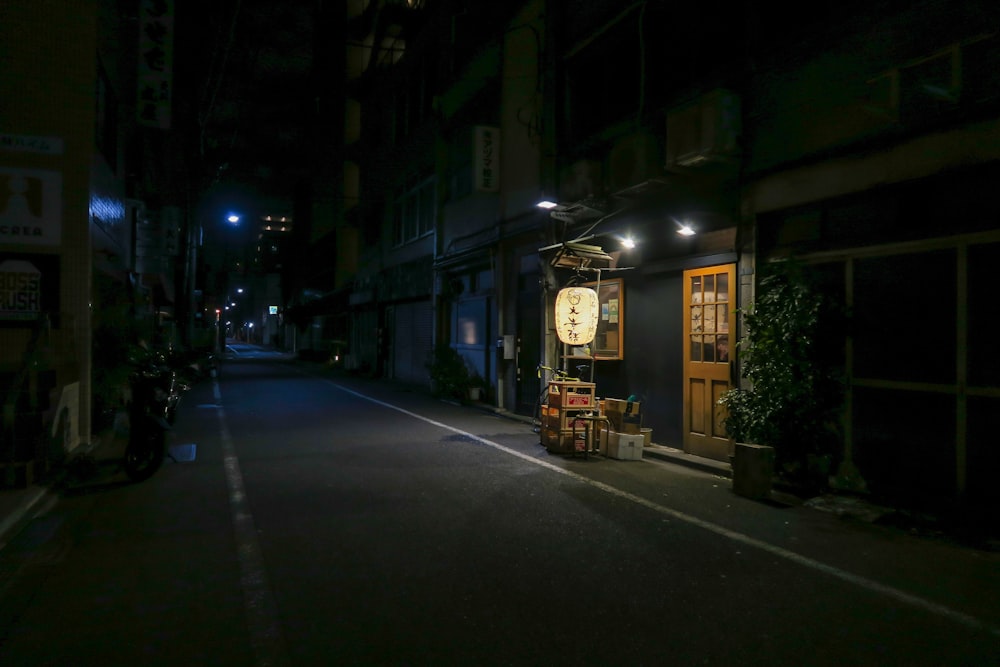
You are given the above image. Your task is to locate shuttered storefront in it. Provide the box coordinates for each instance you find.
[392,300,433,385]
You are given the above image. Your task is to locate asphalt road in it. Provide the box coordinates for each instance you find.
[1,351,998,666]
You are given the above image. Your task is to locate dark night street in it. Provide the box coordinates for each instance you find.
[1,349,998,666]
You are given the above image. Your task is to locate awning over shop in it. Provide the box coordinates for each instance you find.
[537,240,613,270]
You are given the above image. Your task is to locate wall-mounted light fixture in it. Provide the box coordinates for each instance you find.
[536,200,559,209]
[554,286,600,345]
[674,217,696,236]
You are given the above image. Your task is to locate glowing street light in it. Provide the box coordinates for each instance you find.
[227,213,241,225]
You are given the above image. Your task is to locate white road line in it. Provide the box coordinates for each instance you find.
[214,380,290,667]
[0,486,50,550]
[329,380,1000,640]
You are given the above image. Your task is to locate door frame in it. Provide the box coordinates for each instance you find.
[682,264,736,461]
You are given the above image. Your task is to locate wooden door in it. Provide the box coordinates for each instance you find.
[682,265,735,460]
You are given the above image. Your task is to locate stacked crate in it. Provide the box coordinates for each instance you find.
[541,381,596,453]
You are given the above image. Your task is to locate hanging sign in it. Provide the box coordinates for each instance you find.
[555,287,599,345]
[137,0,175,128]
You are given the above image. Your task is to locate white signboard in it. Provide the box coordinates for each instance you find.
[474,126,500,193]
[0,133,64,155]
[0,167,62,246]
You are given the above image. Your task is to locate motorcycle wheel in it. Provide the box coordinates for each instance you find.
[124,423,166,482]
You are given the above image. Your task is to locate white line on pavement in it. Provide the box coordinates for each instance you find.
[328,380,1000,640]
[214,380,290,667]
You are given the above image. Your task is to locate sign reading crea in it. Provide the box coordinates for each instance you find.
[0,167,62,246]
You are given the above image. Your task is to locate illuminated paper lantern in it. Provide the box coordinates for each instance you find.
[555,287,599,345]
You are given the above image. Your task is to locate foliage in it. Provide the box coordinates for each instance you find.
[718,258,846,488]
[426,343,471,401]
[91,284,144,429]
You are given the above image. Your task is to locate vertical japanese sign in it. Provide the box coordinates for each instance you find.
[474,126,500,193]
[137,0,175,129]
[161,205,182,256]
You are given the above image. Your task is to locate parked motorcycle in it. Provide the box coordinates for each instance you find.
[166,345,220,383]
[122,349,186,482]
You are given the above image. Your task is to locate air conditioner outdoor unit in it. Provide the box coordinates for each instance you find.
[665,89,741,169]
[608,132,660,191]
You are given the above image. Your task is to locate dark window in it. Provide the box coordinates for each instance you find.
[564,20,641,141]
[392,176,435,246]
[968,242,1000,389]
[449,131,472,200]
[853,386,956,503]
[95,62,118,170]
[853,250,956,385]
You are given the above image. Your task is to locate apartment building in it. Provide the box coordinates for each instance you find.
[302,0,1000,510]
[744,2,1000,508]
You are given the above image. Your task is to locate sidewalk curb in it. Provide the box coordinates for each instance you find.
[0,485,52,549]
[0,429,117,550]
[642,445,733,478]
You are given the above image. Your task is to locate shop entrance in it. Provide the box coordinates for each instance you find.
[682,264,735,460]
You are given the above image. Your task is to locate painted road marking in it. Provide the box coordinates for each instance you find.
[328,380,1000,640]
[214,379,290,667]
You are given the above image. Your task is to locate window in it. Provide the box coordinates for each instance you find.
[392,177,435,246]
[95,62,118,170]
[564,21,641,141]
[580,278,624,360]
[688,271,729,364]
[448,132,473,200]
[392,57,434,145]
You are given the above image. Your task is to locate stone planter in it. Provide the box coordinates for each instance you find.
[732,442,775,500]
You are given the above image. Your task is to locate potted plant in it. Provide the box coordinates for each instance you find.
[718,258,846,494]
[467,373,488,402]
[426,343,472,402]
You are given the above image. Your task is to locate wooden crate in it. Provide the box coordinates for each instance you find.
[547,381,595,408]
[541,427,589,454]
[541,407,593,432]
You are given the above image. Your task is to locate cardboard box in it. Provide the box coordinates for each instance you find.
[604,398,641,434]
[607,432,644,461]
